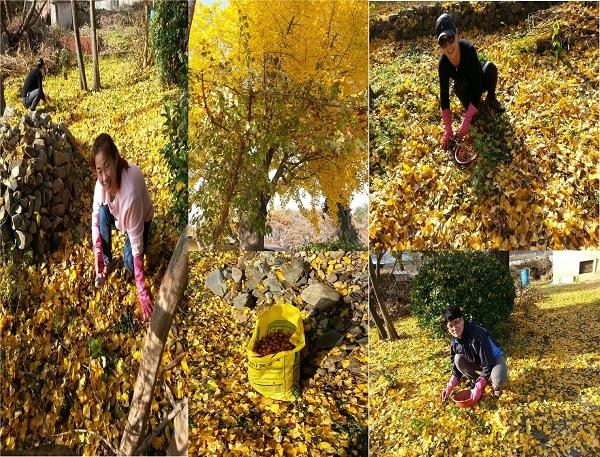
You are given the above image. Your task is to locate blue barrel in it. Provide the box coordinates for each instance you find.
[521,268,530,287]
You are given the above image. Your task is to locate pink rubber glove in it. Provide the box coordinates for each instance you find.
[456,103,478,138]
[442,109,455,149]
[92,225,105,278]
[471,377,487,404]
[134,254,154,320]
[441,375,459,401]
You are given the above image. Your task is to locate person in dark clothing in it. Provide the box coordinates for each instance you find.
[436,13,506,149]
[22,58,50,111]
[440,305,508,404]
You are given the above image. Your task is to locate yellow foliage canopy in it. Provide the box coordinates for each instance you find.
[188,0,368,246]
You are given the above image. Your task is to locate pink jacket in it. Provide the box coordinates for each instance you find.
[92,162,154,257]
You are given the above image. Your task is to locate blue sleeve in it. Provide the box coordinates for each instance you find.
[476,328,496,380]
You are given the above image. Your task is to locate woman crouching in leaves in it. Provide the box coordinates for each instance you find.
[436,13,506,150]
[440,305,507,404]
[90,133,154,320]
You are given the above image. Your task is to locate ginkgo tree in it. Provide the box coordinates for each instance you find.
[189,0,367,250]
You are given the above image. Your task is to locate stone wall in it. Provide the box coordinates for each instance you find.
[370,1,564,41]
[206,250,368,380]
[0,111,86,258]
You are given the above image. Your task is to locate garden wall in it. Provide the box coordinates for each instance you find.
[370,1,565,41]
[205,250,368,379]
[0,111,86,259]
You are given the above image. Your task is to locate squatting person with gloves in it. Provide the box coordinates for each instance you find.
[440,305,508,404]
[22,58,50,111]
[436,13,506,150]
[90,133,155,320]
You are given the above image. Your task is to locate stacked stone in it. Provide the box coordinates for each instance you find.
[0,111,84,257]
[370,1,561,41]
[205,251,369,378]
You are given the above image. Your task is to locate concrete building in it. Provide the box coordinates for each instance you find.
[49,0,144,29]
[552,251,600,284]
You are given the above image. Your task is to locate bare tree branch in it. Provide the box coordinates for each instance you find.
[133,400,187,456]
[50,429,118,456]
[201,72,230,132]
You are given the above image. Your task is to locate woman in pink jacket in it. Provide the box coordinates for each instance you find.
[90,133,154,320]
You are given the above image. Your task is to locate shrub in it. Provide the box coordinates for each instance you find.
[410,251,516,339]
[148,0,187,87]
[159,91,188,232]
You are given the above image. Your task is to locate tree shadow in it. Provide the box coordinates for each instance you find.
[463,103,520,195]
[508,364,598,404]
[298,300,368,386]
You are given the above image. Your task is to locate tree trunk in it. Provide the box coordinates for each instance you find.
[89,0,100,91]
[142,0,150,68]
[322,200,360,245]
[369,256,400,341]
[491,250,510,271]
[187,0,196,51]
[71,0,87,91]
[1,0,47,51]
[0,20,4,115]
[238,223,263,251]
[369,295,388,340]
[119,230,188,455]
[238,194,268,251]
[336,202,359,244]
[0,74,5,116]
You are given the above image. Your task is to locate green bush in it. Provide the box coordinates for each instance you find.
[149,0,187,86]
[410,251,516,339]
[159,91,188,232]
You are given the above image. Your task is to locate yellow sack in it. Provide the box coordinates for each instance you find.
[247,304,305,401]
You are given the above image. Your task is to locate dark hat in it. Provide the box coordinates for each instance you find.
[436,14,456,41]
[36,58,45,68]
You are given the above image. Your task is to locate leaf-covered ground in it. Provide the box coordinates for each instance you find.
[369,3,599,250]
[188,251,368,456]
[370,279,600,456]
[1,56,184,454]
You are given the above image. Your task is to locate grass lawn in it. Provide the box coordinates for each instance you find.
[369,278,600,456]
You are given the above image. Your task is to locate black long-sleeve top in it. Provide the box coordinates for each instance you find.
[450,321,504,380]
[21,67,45,100]
[438,39,484,110]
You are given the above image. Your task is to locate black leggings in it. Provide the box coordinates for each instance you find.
[454,61,498,110]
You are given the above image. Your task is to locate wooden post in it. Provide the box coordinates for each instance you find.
[142,0,150,68]
[71,0,87,91]
[89,0,100,91]
[0,73,5,116]
[119,229,188,455]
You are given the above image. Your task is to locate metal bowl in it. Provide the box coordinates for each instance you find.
[455,138,478,164]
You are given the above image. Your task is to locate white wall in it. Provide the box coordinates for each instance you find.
[552,251,600,284]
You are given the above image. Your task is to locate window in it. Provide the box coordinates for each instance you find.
[579,260,594,274]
